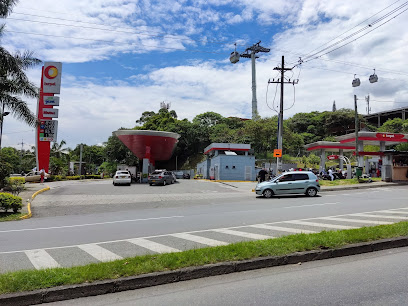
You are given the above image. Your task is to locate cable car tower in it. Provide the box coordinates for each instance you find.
[230,41,270,119]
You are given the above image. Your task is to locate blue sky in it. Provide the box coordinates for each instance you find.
[2,0,408,149]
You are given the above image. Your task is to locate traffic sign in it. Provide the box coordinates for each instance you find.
[273,149,282,157]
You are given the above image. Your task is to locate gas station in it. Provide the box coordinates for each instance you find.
[305,131,408,181]
[113,130,180,182]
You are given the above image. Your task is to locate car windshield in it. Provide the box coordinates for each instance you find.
[117,171,129,175]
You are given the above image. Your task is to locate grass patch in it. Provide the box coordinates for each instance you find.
[1,221,408,294]
[320,177,381,186]
[0,212,22,222]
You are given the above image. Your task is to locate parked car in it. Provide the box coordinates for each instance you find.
[148,170,174,186]
[113,170,131,186]
[255,171,320,198]
[183,173,190,179]
[24,171,49,182]
[174,171,184,179]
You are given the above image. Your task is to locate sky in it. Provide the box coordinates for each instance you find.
[1,0,408,150]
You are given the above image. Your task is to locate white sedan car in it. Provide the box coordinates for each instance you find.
[113,170,131,186]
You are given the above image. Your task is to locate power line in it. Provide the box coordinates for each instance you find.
[300,0,405,60]
[303,5,408,63]
[5,30,226,54]
[6,16,233,46]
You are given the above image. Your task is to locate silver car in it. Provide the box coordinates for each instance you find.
[148,170,174,186]
[255,171,320,198]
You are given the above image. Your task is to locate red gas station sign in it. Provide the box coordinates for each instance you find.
[376,133,405,140]
[36,62,62,172]
[327,155,339,160]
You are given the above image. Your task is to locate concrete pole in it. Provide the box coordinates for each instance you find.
[79,144,83,177]
[276,56,285,174]
[339,149,344,171]
[251,52,257,119]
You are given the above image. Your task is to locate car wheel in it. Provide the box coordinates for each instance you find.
[113,183,116,186]
[306,187,317,197]
[263,189,274,198]
[149,183,153,186]
[163,180,166,186]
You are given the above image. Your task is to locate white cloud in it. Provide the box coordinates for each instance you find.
[2,0,408,150]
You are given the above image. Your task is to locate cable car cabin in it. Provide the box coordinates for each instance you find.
[369,74,378,83]
[230,51,240,64]
[352,78,361,87]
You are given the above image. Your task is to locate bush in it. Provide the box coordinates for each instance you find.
[0,193,23,213]
[84,175,103,179]
[4,177,25,196]
[65,176,81,180]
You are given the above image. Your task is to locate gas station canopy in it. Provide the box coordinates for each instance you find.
[114,130,180,163]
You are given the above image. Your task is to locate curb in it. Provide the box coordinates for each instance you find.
[1,236,408,305]
[19,186,50,220]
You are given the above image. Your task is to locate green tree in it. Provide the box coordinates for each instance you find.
[1,0,41,128]
[378,118,408,133]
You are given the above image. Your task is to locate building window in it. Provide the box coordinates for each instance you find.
[225,166,229,169]
[232,166,236,169]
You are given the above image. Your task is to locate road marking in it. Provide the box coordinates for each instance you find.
[250,224,316,234]
[25,249,61,270]
[213,229,273,240]
[0,215,185,233]
[78,244,122,262]
[377,210,408,215]
[171,233,228,246]
[318,217,392,225]
[4,206,408,256]
[127,238,180,253]
[351,213,408,220]
[283,220,357,229]
[282,202,340,209]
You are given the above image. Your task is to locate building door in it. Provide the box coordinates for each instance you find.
[214,165,219,180]
[245,166,251,181]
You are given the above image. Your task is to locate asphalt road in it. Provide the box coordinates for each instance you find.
[0,180,407,273]
[49,246,408,305]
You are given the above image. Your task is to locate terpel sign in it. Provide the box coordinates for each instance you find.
[43,62,62,94]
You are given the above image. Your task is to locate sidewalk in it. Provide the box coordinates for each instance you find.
[214,180,401,193]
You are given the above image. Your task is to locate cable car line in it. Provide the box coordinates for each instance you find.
[300,3,408,63]
[298,0,406,62]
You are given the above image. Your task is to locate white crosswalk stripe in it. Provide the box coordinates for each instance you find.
[283,220,357,229]
[250,224,316,234]
[377,210,408,215]
[171,233,228,246]
[25,249,61,270]
[78,244,122,262]
[128,238,180,253]
[351,213,408,220]
[213,229,274,240]
[317,217,392,225]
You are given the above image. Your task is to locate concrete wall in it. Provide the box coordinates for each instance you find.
[196,159,210,179]
[209,155,256,181]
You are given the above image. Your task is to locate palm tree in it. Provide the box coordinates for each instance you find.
[1,0,41,128]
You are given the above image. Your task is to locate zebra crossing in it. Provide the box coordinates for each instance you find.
[1,207,408,273]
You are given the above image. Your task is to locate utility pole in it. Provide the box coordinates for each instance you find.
[354,95,360,167]
[79,144,83,178]
[268,56,298,173]
[365,94,370,114]
[17,139,26,173]
[230,41,270,119]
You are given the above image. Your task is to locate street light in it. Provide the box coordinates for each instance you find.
[0,103,10,150]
